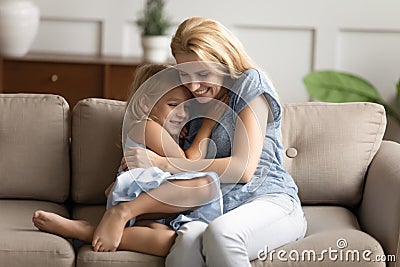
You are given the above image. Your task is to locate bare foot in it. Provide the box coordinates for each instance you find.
[92,205,130,252]
[32,210,94,243]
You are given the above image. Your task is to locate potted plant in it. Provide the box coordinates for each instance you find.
[137,0,171,63]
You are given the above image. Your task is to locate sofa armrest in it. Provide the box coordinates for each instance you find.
[358,140,400,266]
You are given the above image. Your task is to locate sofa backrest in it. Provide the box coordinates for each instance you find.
[281,102,386,207]
[0,94,70,202]
[71,98,125,204]
[70,99,386,207]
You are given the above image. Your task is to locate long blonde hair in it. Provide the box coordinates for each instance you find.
[171,17,257,76]
[125,63,182,123]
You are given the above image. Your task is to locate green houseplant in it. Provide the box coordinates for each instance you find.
[137,0,171,63]
[303,70,400,126]
[137,0,170,36]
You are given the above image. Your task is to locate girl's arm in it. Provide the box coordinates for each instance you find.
[130,119,214,160]
[125,95,269,184]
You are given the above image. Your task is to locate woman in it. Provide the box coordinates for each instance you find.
[124,17,307,267]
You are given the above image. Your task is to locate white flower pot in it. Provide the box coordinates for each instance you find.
[0,0,40,57]
[141,35,170,63]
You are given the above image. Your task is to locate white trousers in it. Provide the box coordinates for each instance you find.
[165,193,307,267]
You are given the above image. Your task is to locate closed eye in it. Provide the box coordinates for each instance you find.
[197,71,209,77]
[179,71,189,77]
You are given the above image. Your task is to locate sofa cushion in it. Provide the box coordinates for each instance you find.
[76,246,164,267]
[281,102,386,206]
[302,206,360,235]
[0,200,75,267]
[71,98,125,204]
[0,94,70,202]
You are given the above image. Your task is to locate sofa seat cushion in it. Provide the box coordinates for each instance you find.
[251,206,385,266]
[72,205,164,267]
[303,205,360,235]
[76,246,164,267]
[0,200,75,267]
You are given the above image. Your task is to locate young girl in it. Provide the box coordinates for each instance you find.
[32,63,225,256]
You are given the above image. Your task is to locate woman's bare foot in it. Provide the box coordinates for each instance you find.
[92,205,131,252]
[32,210,94,243]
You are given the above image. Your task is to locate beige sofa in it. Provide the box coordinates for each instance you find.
[0,93,399,267]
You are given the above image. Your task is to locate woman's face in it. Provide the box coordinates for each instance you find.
[150,86,192,136]
[175,53,224,103]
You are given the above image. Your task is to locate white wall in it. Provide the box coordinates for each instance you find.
[30,0,400,141]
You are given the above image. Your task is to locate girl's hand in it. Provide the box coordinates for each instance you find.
[179,126,188,139]
[122,147,162,170]
[179,126,188,147]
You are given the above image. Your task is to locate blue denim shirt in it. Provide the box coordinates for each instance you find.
[184,69,300,213]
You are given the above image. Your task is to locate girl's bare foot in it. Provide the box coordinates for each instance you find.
[92,205,131,252]
[32,210,94,243]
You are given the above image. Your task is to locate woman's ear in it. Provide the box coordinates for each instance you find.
[139,95,151,113]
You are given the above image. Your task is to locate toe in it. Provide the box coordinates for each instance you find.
[33,210,41,218]
[93,240,101,252]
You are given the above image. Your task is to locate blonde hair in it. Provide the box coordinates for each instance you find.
[171,17,257,76]
[171,17,278,95]
[127,63,170,102]
[125,63,182,123]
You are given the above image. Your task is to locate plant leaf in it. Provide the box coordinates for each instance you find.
[137,0,170,36]
[303,70,382,103]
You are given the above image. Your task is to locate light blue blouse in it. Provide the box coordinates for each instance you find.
[108,137,223,230]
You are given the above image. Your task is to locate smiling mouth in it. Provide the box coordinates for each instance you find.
[169,120,183,127]
[194,87,209,96]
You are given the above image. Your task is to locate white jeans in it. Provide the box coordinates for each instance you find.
[165,193,307,267]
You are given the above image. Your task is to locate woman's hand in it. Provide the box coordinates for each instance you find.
[121,147,163,170]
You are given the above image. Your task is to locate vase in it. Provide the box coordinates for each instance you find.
[0,0,40,57]
[141,35,170,63]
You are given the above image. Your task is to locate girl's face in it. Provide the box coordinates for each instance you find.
[150,86,192,136]
[175,53,224,103]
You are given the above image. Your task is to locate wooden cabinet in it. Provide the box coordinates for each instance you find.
[0,53,143,108]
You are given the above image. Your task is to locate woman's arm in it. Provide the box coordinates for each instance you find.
[183,118,216,159]
[125,95,269,183]
[184,94,229,159]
